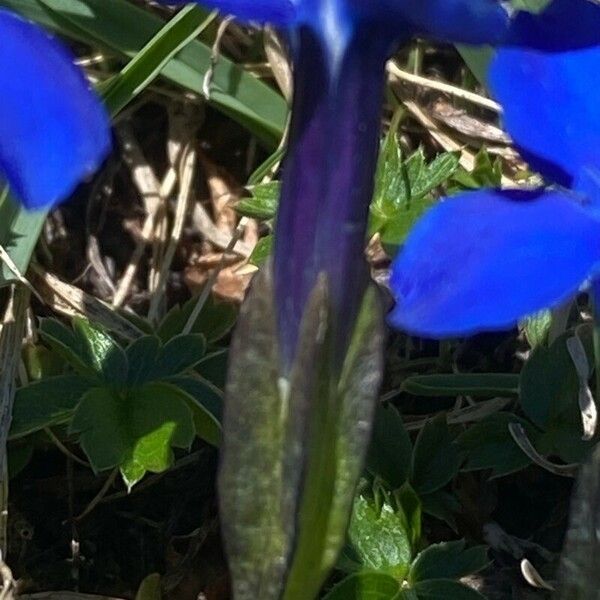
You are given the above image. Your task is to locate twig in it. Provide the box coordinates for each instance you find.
[66,457,80,589]
[99,451,205,504]
[402,100,515,187]
[0,288,28,458]
[182,216,249,335]
[29,266,143,341]
[0,287,28,564]
[191,201,253,257]
[74,469,119,522]
[202,16,234,99]
[112,127,174,307]
[44,428,90,468]
[0,559,15,600]
[146,105,204,316]
[20,593,125,600]
[0,246,43,303]
[148,144,196,322]
[388,61,502,112]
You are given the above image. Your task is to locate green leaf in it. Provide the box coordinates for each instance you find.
[127,332,209,385]
[196,348,228,389]
[10,375,93,439]
[41,318,128,383]
[135,573,162,600]
[283,285,385,600]
[520,329,591,429]
[410,414,460,495]
[166,375,223,447]
[157,294,237,344]
[70,387,130,471]
[119,393,195,487]
[421,153,461,193]
[456,412,535,477]
[70,382,195,487]
[419,491,460,531]
[125,336,161,386]
[367,403,412,489]
[538,423,592,466]
[395,483,422,553]
[450,148,503,191]
[322,572,402,600]
[378,197,436,249]
[370,129,405,230]
[23,343,66,380]
[402,374,519,398]
[457,45,493,87]
[520,328,594,463]
[153,333,206,378]
[7,441,34,479]
[126,382,195,455]
[521,310,552,349]
[248,148,286,185]
[409,541,489,584]
[249,235,274,267]
[39,318,95,377]
[73,317,128,383]
[237,182,280,220]
[217,267,292,600]
[412,579,485,600]
[370,137,459,248]
[348,495,412,579]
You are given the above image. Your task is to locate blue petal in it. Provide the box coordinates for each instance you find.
[389,0,509,45]
[573,167,600,219]
[156,0,297,24]
[0,10,110,209]
[490,0,600,186]
[507,0,600,51]
[389,189,600,337]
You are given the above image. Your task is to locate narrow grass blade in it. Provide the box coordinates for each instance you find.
[99,5,217,116]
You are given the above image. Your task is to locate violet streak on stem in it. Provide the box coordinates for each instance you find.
[274,16,400,372]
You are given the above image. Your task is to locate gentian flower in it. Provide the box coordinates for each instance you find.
[161,0,517,371]
[0,9,110,209]
[389,0,600,338]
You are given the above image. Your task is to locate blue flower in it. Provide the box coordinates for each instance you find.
[161,0,517,369]
[162,0,600,367]
[389,0,600,337]
[0,9,110,210]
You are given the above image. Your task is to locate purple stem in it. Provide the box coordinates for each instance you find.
[274,19,400,372]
